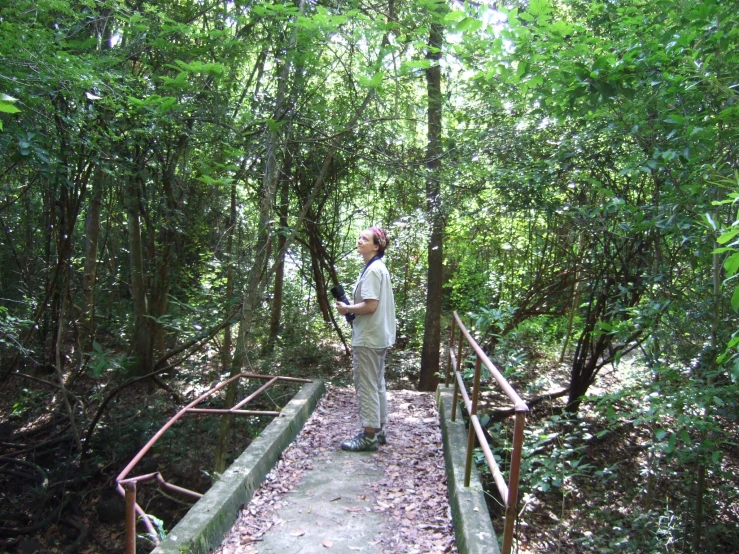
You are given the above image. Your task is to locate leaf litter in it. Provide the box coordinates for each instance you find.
[214,386,458,554]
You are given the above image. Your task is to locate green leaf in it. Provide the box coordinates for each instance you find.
[529,75,544,88]
[170,60,226,77]
[0,94,21,115]
[727,337,739,352]
[161,72,189,88]
[731,286,739,312]
[679,429,691,444]
[401,59,431,70]
[359,71,383,88]
[528,0,552,17]
[724,252,739,276]
[457,17,483,33]
[596,320,613,332]
[666,432,676,453]
[444,10,466,23]
[266,118,285,133]
[717,228,739,244]
[0,102,21,114]
[158,97,177,112]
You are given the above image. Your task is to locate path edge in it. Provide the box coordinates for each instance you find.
[151,379,326,554]
[436,385,501,554]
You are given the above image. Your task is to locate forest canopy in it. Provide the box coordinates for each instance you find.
[1,0,739,552]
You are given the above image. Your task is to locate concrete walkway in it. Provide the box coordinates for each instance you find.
[151,382,498,554]
[244,447,387,553]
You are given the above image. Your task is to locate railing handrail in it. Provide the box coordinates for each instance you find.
[445,311,528,554]
[116,372,311,553]
[451,312,528,411]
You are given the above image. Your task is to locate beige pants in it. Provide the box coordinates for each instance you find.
[352,346,388,429]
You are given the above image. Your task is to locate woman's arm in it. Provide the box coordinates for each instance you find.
[336,299,378,316]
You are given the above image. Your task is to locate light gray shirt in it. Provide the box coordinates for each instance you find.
[352,259,396,349]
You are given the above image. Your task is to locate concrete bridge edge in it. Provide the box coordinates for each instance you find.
[150,378,327,554]
[436,385,501,554]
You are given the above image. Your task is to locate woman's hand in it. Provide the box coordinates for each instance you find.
[336,302,349,315]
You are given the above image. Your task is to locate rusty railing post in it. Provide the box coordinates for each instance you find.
[502,409,527,554]
[455,325,464,376]
[447,310,528,553]
[445,317,456,387]
[124,481,137,554]
[464,355,482,487]
[451,324,464,422]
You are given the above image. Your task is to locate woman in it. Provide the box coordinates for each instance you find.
[335,227,396,452]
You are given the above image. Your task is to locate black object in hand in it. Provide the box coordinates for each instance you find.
[330,285,355,323]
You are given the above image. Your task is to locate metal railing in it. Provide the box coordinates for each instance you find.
[116,372,311,554]
[445,312,528,554]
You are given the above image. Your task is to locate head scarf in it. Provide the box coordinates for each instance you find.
[370,226,388,250]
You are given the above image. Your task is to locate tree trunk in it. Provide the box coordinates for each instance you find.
[79,164,103,355]
[222,183,237,369]
[308,224,332,322]
[266,154,291,351]
[149,234,171,364]
[566,291,609,413]
[79,20,112,358]
[692,234,723,551]
[419,13,444,392]
[126,172,152,376]
[560,231,584,363]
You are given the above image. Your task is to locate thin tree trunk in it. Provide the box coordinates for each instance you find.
[419,13,444,392]
[126,172,152,376]
[693,235,722,551]
[54,283,82,453]
[79,164,103,355]
[308,226,331,322]
[222,183,237,369]
[266,154,291,351]
[78,22,111,359]
[146,205,172,368]
[560,231,584,363]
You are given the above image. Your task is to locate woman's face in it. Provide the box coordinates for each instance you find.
[357,229,379,258]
